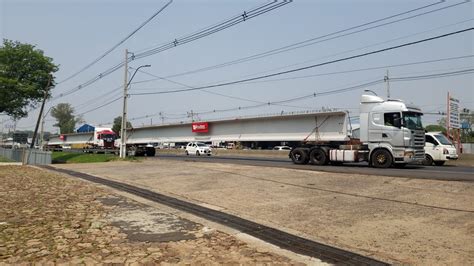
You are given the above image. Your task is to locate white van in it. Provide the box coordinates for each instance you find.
[423,132,458,166]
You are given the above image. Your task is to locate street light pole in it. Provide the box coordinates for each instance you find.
[364,89,378,96]
[119,50,151,158]
[120,49,129,158]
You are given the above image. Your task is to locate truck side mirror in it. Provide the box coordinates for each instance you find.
[393,117,402,128]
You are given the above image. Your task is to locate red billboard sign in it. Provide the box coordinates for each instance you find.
[192,122,209,133]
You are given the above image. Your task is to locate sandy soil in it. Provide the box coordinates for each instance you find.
[0,165,306,264]
[54,159,474,265]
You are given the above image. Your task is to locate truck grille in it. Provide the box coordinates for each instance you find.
[414,149,425,159]
[413,131,425,147]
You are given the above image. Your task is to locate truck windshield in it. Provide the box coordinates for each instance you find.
[434,134,452,145]
[197,143,207,147]
[403,112,423,130]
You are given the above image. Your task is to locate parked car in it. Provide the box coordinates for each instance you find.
[423,132,458,166]
[272,146,291,151]
[185,142,212,156]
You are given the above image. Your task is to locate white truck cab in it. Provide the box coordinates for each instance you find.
[423,132,458,166]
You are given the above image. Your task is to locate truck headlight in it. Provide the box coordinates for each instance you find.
[404,151,414,158]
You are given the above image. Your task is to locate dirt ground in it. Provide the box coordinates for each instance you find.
[53,159,474,265]
[0,165,311,264]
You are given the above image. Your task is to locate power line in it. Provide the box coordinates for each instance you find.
[131,67,310,109]
[69,54,472,113]
[53,1,291,100]
[57,0,173,85]
[130,27,474,96]
[162,0,465,79]
[133,54,473,91]
[194,18,474,86]
[132,1,292,60]
[127,68,474,123]
[77,96,123,116]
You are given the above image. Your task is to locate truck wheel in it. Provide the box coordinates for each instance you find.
[290,148,309,164]
[185,150,189,156]
[434,161,445,166]
[422,155,433,166]
[146,148,156,157]
[309,148,329,165]
[196,151,200,156]
[371,149,392,168]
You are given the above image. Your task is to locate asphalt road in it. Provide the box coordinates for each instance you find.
[153,154,474,182]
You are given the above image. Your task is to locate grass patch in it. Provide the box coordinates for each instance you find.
[52,151,141,164]
[0,156,14,162]
[52,151,117,164]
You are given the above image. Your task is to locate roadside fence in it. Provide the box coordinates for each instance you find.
[461,143,474,154]
[0,147,52,165]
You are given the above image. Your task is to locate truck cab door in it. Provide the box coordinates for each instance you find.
[382,112,405,147]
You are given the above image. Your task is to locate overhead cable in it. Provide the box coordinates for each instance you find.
[53,0,291,100]
[126,68,474,122]
[57,0,173,84]
[163,0,466,79]
[130,27,474,96]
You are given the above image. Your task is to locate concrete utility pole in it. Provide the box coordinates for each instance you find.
[39,106,53,150]
[119,50,151,158]
[30,75,52,149]
[384,69,391,99]
[120,49,129,158]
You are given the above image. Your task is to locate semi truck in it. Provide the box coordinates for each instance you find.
[47,127,118,152]
[47,127,155,156]
[289,94,425,168]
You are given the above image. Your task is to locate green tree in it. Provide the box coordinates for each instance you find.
[51,103,81,134]
[0,39,58,118]
[112,116,132,137]
[425,124,446,133]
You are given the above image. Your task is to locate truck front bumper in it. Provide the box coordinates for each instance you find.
[393,148,425,164]
[445,154,458,160]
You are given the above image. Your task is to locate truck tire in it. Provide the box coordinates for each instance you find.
[196,151,200,156]
[422,154,433,166]
[371,149,393,168]
[290,148,309,164]
[146,148,156,157]
[434,161,445,166]
[309,148,329,165]
[185,150,189,156]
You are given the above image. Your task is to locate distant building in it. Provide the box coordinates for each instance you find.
[76,124,95,133]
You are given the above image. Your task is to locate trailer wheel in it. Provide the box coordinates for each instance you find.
[290,148,309,164]
[309,148,329,165]
[371,149,392,168]
[146,148,156,157]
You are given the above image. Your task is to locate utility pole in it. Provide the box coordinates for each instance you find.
[30,75,51,149]
[188,110,194,122]
[120,49,129,158]
[384,69,391,99]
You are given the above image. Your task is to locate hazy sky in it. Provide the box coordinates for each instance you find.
[1,0,473,133]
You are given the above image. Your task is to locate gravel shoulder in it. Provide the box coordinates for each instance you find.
[0,165,306,264]
[53,159,474,265]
